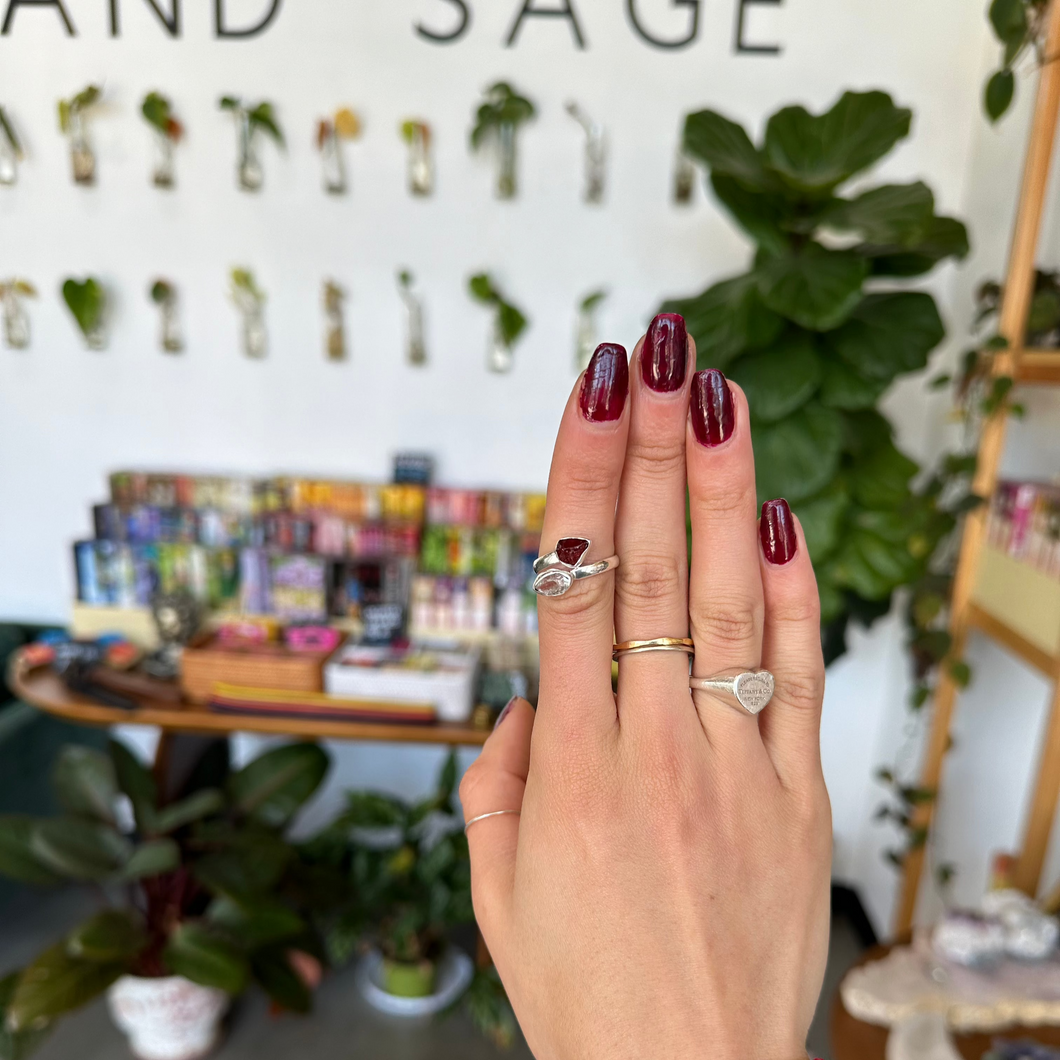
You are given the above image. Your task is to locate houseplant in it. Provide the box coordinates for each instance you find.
[57,86,101,186]
[229,268,266,358]
[61,277,107,350]
[302,753,517,1047]
[218,98,283,192]
[315,107,361,195]
[469,82,536,199]
[468,272,528,373]
[149,279,182,353]
[662,89,970,664]
[984,0,1049,121]
[141,92,183,188]
[0,738,333,1060]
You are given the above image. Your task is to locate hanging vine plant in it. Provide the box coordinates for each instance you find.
[984,0,1049,122]
[662,90,971,664]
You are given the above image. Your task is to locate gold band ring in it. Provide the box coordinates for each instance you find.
[613,637,695,659]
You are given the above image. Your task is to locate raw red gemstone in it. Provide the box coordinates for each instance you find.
[556,537,590,566]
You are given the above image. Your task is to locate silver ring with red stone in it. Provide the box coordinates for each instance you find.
[532,536,620,598]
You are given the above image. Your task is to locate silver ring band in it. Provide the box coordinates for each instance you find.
[464,809,521,834]
[690,670,775,715]
[613,638,695,659]
[532,535,620,597]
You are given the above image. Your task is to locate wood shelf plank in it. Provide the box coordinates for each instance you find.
[7,653,490,747]
[967,603,1060,679]
[1018,349,1060,384]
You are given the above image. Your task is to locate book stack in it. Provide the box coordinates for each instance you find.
[987,480,1060,579]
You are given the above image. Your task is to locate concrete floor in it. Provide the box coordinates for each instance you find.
[0,887,866,1060]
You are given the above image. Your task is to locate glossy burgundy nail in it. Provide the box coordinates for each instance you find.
[761,499,797,565]
[690,369,735,446]
[642,313,687,393]
[494,696,518,730]
[580,343,629,423]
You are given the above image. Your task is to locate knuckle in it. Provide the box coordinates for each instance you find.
[615,552,684,610]
[553,461,615,505]
[624,438,686,478]
[689,595,761,649]
[776,667,825,714]
[458,758,490,809]
[770,592,821,628]
[690,480,757,522]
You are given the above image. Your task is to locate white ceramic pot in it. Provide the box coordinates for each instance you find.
[356,948,474,1018]
[107,975,228,1060]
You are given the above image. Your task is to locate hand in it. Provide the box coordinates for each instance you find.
[460,316,831,1060]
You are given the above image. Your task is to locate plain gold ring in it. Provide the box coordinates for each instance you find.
[612,637,695,659]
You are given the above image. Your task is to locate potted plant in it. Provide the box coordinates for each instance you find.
[0,738,334,1060]
[0,105,23,186]
[61,276,107,350]
[149,280,182,353]
[468,272,528,373]
[218,98,283,192]
[399,120,433,197]
[141,92,183,189]
[302,753,516,1046]
[58,85,102,186]
[229,268,266,358]
[0,279,35,349]
[469,82,535,200]
[315,108,361,195]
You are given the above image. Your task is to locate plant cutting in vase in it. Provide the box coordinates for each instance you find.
[565,102,606,204]
[0,279,35,349]
[316,108,361,195]
[323,280,346,361]
[61,276,107,350]
[662,90,970,665]
[0,739,335,1060]
[574,288,607,373]
[397,269,427,366]
[219,97,283,192]
[984,0,1049,122]
[468,272,528,374]
[301,752,517,1048]
[141,92,183,188]
[400,120,433,197]
[0,105,23,186]
[229,268,267,358]
[58,85,102,186]
[470,82,536,200]
[149,279,183,353]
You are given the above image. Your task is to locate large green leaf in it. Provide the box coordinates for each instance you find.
[153,790,224,835]
[227,743,329,828]
[755,244,868,331]
[0,817,63,886]
[864,216,970,277]
[108,740,157,833]
[850,439,919,510]
[5,946,122,1032]
[683,108,775,189]
[840,408,893,459]
[118,839,180,881]
[828,292,944,382]
[30,820,131,881]
[66,910,146,963]
[818,354,889,410]
[763,91,912,193]
[792,487,850,563]
[727,332,822,423]
[207,896,305,947]
[163,924,248,995]
[661,273,784,369]
[51,748,117,826]
[821,182,934,245]
[751,403,844,503]
[709,174,790,256]
[338,792,407,830]
[249,950,311,1014]
[831,530,922,599]
[0,970,55,1060]
[985,69,1016,122]
[989,0,1027,46]
[60,279,105,338]
[193,830,293,899]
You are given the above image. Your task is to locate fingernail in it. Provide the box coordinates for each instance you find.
[494,696,518,731]
[642,313,687,393]
[761,499,797,565]
[580,343,629,423]
[690,369,735,446]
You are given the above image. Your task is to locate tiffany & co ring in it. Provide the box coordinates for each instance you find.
[689,670,776,715]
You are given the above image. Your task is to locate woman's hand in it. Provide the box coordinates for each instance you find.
[460,315,831,1060]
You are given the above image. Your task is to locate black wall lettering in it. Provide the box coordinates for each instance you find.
[626,0,698,50]
[109,0,180,36]
[1,0,74,34]
[735,0,781,54]
[505,0,585,49]
[416,0,470,43]
[215,0,281,39]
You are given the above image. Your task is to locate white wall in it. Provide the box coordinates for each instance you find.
[1,0,1049,935]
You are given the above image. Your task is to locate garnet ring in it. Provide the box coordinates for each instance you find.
[532,536,620,598]
[689,670,775,715]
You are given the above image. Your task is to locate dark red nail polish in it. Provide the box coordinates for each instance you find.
[690,369,735,446]
[761,499,797,565]
[494,696,518,730]
[642,313,687,393]
[580,343,628,423]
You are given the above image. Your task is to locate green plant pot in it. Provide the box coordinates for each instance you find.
[382,958,437,999]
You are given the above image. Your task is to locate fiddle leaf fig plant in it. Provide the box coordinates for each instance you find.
[663,90,970,662]
[984,0,1048,122]
[0,740,334,1053]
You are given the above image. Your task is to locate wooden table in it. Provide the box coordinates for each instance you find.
[831,941,1060,1059]
[7,650,490,747]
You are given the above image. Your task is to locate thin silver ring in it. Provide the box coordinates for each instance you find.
[464,809,521,834]
[690,670,775,715]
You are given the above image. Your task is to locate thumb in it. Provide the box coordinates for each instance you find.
[459,696,534,938]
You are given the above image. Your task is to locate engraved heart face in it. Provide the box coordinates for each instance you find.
[733,671,775,714]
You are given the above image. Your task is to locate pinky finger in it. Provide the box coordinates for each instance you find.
[756,501,827,789]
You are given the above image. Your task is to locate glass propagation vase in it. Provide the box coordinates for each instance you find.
[407,124,432,197]
[673,148,695,205]
[574,308,595,373]
[69,111,95,186]
[241,303,266,358]
[487,321,514,373]
[496,121,517,200]
[237,113,263,192]
[152,130,175,188]
[84,321,106,350]
[402,292,426,366]
[0,136,16,186]
[2,293,29,349]
[159,297,182,353]
[321,128,347,195]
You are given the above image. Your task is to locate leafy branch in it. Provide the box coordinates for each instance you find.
[984,0,1050,121]
[230,268,266,310]
[219,97,284,146]
[141,91,183,142]
[470,82,535,150]
[469,273,529,347]
[58,85,101,135]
